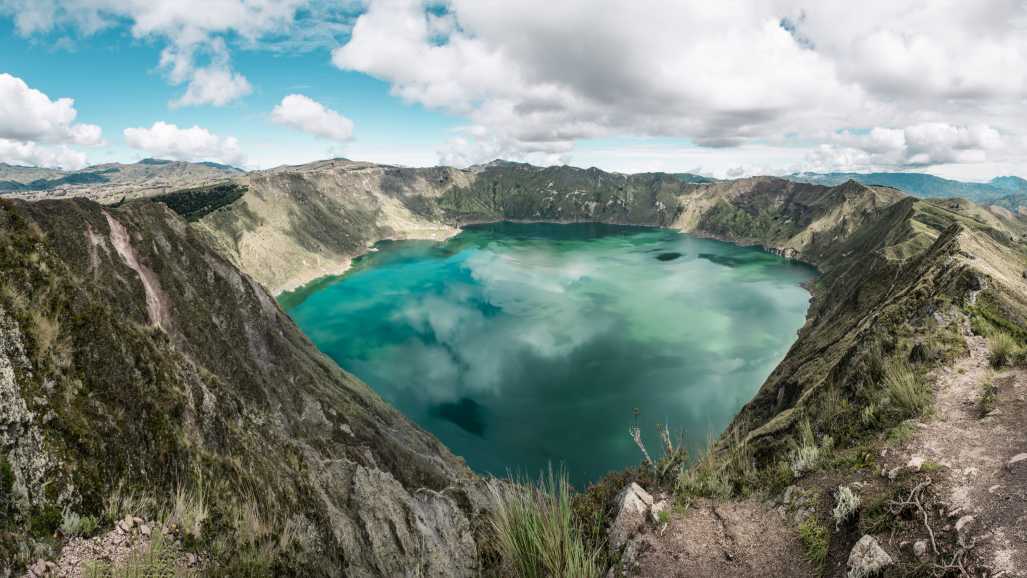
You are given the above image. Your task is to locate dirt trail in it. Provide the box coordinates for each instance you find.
[893,326,1027,576]
[631,499,817,578]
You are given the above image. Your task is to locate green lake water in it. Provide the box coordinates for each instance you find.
[283,222,816,487]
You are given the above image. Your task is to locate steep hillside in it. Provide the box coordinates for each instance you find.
[0,197,489,576]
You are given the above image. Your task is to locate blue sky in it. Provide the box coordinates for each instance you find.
[1,1,1024,180]
[0,15,461,168]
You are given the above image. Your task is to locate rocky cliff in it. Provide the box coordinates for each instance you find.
[0,197,488,576]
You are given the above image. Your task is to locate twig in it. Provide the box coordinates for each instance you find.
[889,478,939,555]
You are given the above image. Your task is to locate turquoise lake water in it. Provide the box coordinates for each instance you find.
[284,222,816,487]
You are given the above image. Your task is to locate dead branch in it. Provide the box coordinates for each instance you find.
[630,425,653,467]
[888,478,939,555]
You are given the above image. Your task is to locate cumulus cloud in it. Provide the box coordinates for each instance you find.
[166,39,252,108]
[123,122,244,166]
[0,73,101,169]
[0,139,89,170]
[332,0,1027,170]
[0,73,102,145]
[271,94,354,141]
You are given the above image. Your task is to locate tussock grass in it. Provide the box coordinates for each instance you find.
[489,467,602,578]
[29,310,60,356]
[170,484,208,541]
[988,331,1020,368]
[676,436,733,500]
[103,481,158,525]
[883,360,931,418]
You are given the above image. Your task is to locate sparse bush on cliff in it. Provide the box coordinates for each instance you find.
[489,467,602,578]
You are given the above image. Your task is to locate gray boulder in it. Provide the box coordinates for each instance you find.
[608,483,654,553]
[847,535,893,578]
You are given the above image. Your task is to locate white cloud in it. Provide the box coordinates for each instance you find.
[123,121,244,166]
[333,0,1027,173]
[167,39,252,108]
[0,0,317,108]
[0,73,101,169]
[808,123,1005,171]
[271,94,354,141]
[0,139,89,170]
[0,73,102,145]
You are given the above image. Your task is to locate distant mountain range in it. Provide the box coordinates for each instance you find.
[0,159,243,202]
[787,171,1027,211]
[3,158,1025,213]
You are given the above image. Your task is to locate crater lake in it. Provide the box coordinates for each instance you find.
[283,222,816,486]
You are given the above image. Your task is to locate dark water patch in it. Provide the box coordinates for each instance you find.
[286,222,816,486]
[656,252,683,261]
[697,252,778,268]
[430,398,487,437]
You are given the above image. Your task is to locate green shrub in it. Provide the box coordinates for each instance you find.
[30,503,62,537]
[988,332,1019,368]
[799,517,829,568]
[489,467,602,578]
[978,379,998,417]
[61,508,99,537]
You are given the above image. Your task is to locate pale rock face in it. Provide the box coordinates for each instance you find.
[847,535,893,578]
[608,483,654,553]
